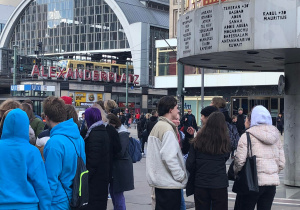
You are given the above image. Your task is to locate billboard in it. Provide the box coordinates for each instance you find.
[74,92,103,106]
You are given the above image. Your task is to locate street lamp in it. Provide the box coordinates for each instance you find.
[13,45,18,86]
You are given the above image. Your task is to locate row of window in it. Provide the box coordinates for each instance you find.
[10,0,129,55]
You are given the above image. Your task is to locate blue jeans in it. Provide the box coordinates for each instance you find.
[109,183,126,210]
[180,189,186,210]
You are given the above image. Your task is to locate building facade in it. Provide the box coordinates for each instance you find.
[155,0,284,125]
[0,0,170,114]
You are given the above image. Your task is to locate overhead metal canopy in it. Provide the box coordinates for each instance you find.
[177,0,299,72]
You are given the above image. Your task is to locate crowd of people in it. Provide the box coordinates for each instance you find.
[0,97,134,210]
[0,95,285,210]
[145,96,285,210]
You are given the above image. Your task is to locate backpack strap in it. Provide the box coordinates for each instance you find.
[54,134,81,205]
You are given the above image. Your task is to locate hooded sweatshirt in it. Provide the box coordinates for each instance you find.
[44,118,86,205]
[0,109,51,210]
[234,106,285,186]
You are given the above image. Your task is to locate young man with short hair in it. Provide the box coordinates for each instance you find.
[146,96,188,210]
[43,96,86,209]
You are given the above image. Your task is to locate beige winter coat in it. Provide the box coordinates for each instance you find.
[146,117,188,189]
[234,124,285,186]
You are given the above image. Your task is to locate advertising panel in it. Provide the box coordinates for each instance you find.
[74,92,103,107]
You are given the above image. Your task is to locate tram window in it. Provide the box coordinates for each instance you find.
[77,64,84,70]
[70,63,73,69]
[120,68,133,74]
[95,65,102,71]
[86,63,94,71]
[111,65,119,73]
[120,68,126,74]
[103,66,110,72]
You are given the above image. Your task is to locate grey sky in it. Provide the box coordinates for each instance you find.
[0,0,22,7]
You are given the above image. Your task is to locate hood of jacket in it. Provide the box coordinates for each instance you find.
[250,105,272,127]
[1,108,29,142]
[247,124,279,145]
[118,124,130,134]
[50,118,80,140]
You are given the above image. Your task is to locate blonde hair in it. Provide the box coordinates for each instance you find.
[104,100,118,114]
[145,113,151,119]
[93,103,108,123]
[211,97,226,109]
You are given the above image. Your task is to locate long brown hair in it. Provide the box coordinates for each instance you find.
[192,112,230,155]
[22,103,35,122]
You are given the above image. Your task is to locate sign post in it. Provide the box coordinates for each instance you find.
[13,45,18,86]
[126,62,128,108]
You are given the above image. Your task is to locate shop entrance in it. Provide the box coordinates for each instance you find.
[231,96,284,126]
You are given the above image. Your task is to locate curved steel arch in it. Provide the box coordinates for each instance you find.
[0,0,33,48]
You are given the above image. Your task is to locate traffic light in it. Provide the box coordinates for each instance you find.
[37,42,43,53]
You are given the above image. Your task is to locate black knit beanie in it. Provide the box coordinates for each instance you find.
[200,106,218,117]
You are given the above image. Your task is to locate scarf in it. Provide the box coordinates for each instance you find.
[85,120,103,140]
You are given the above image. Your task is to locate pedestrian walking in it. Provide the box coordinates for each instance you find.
[236,108,246,136]
[107,113,134,210]
[125,109,131,128]
[84,107,111,209]
[233,105,285,210]
[0,108,51,210]
[146,96,188,210]
[276,113,284,135]
[186,112,231,210]
[43,96,86,209]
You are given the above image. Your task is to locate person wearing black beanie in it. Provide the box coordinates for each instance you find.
[200,106,218,125]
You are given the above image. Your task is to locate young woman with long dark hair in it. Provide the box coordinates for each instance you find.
[186,112,231,210]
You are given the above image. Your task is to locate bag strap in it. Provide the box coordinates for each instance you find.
[56,134,80,158]
[246,132,253,157]
[54,134,81,205]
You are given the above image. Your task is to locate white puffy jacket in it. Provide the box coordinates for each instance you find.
[146,117,188,189]
[234,124,285,186]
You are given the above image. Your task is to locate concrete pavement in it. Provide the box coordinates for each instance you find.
[107,126,300,210]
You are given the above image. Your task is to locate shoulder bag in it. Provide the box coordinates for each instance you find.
[232,132,259,194]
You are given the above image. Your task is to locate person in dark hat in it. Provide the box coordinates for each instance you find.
[200,106,219,126]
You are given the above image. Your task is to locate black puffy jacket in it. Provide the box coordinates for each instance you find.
[186,144,230,196]
[146,116,158,135]
[85,124,111,210]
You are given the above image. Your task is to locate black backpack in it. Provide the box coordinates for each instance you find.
[226,122,240,151]
[60,137,89,209]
